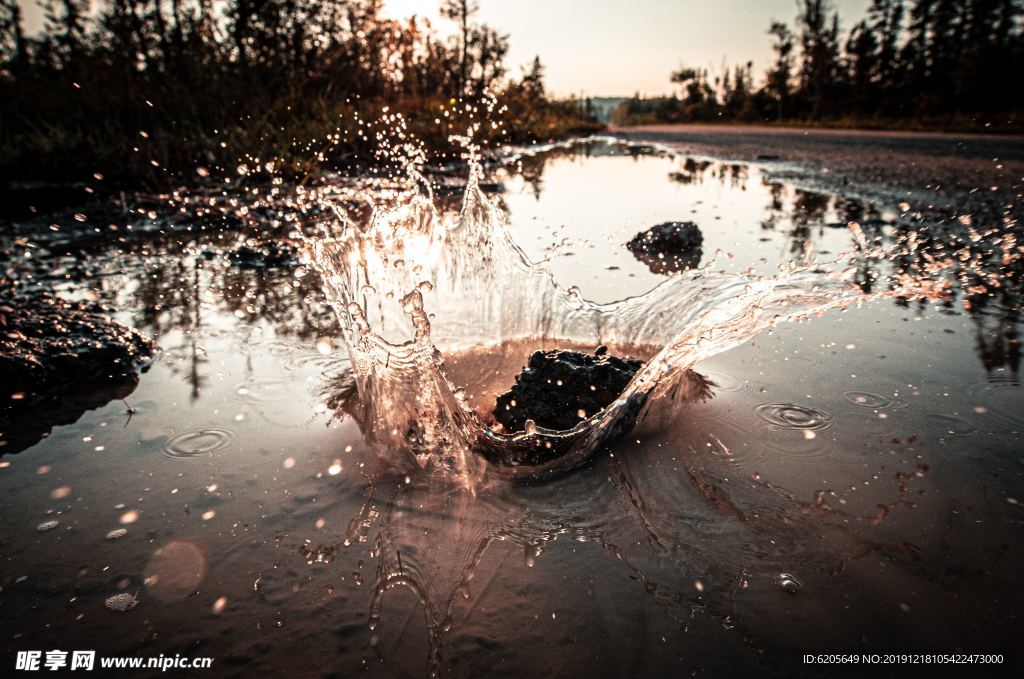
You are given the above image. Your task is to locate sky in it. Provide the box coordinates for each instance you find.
[19,0,872,97]
[385,0,874,96]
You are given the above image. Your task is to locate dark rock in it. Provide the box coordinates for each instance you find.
[493,346,643,433]
[0,286,155,454]
[626,221,703,274]
[756,154,781,161]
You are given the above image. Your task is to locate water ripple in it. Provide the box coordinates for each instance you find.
[923,413,978,439]
[289,353,351,376]
[231,378,292,403]
[842,391,909,410]
[703,369,746,393]
[755,403,835,431]
[162,429,235,459]
[965,377,1024,433]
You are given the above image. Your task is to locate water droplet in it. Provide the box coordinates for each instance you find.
[316,337,334,355]
[50,486,72,499]
[778,573,803,593]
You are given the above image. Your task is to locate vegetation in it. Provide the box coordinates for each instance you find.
[0,0,600,188]
[615,0,1024,131]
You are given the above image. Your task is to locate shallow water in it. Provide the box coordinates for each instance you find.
[1,139,1022,676]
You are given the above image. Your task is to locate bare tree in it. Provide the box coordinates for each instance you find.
[442,0,478,94]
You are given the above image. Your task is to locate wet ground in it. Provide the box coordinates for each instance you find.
[615,123,1024,228]
[1,137,1022,677]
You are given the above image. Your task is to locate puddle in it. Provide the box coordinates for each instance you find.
[0,138,1021,676]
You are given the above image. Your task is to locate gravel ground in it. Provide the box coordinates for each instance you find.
[614,124,1024,227]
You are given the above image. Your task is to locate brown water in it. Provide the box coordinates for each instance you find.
[1,139,1022,677]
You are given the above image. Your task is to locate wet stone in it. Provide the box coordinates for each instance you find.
[0,285,155,453]
[104,591,139,612]
[0,287,155,399]
[493,346,643,433]
[626,221,703,274]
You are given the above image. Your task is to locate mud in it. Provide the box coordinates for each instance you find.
[0,285,155,454]
[493,347,643,433]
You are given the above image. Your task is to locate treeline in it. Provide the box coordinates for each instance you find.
[0,0,599,187]
[616,0,1024,129]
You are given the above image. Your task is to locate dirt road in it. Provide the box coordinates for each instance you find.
[613,124,1024,225]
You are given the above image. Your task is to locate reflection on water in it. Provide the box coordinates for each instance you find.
[1,139,1022,676]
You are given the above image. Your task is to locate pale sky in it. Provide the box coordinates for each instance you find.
[20,0,872,97]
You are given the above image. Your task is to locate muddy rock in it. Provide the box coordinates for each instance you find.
[626,221,703,274]
[0,286,155,453]
[493,346,643,433]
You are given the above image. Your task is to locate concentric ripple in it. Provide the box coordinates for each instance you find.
[842,391,909,410]
[922,413,978,439]
[702,369,747,394]
[162,429,236,459]
[231,378,292,403]
[289,352,352,376]
[755,403,835,431]
[965,377,1024,433]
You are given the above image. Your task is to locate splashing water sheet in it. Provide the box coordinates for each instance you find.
[1,137,1022,677]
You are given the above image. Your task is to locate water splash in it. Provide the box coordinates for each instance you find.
[308,145,947,485]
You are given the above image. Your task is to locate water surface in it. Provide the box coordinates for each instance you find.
[1,139,1021,677]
